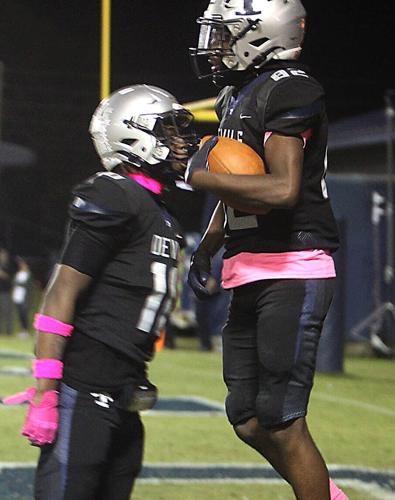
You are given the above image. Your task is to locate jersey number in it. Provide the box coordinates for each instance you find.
[137,262,177,335]
[226,206,258,231]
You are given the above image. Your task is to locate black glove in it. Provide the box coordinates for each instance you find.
[185,136,218,184]
[188,248,213,300]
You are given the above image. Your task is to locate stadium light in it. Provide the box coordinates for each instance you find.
[183,97,218,123]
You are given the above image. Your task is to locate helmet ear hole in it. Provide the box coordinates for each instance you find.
[122,139,138,147]
[250,37,269,48]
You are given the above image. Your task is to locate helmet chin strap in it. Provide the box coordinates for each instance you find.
[273,47,302,60]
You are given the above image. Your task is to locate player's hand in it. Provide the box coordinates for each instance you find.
[185,136,218,185]
[2,387,59,446]
[188,249,214,300]
[169,137,190,175]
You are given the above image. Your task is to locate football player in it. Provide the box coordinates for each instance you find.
[3,85,196,499]
[187,1,348,499]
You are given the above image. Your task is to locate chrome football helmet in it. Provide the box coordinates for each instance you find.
[90,85,197,172]
[190,0,306,82]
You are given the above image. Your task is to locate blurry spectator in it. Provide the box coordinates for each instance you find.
[0,246,17,335]
[194,194,231,352]
[165,234,200,349]
[12,257,32,337]
[195,247,230,351]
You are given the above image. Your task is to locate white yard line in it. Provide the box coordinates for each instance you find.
[1,462,394,498]
[136,477,395,498]
[0,350,33,360]
[338,480,395,500]
[313,393,395,418]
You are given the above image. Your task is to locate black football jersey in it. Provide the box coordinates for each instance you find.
[215,61,339,257]
[60,172,182,386]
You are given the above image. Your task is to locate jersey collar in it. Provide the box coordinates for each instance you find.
[128,173,163,195]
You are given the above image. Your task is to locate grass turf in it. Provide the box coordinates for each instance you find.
[0,334,394,499]
[132,483,373,500]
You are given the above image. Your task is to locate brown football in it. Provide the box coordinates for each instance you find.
[200,135,266,175]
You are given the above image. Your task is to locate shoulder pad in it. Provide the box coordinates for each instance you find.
[215,86,234,121]
[262,72,325,136]
[69,172,139,228]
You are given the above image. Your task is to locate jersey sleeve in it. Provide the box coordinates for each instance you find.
[263,77,325,138]
[69,174,138,229]
[215,86,233,122]
[60,174,138,277]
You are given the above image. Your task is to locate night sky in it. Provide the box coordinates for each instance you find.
[0,0,395,257]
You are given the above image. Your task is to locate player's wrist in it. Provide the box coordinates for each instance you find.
[188,169,210,188]
[34,382,58,402]
[191,247,211,270]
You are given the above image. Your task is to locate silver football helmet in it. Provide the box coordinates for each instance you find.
[190,0,306,81]
[90,85,196,172]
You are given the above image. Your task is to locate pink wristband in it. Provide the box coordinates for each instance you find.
[33,359,63,379]
[34,314,74,337]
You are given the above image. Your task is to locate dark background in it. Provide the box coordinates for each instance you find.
[0,0,395,260]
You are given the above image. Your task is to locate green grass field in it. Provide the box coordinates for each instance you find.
[0,334,394,499]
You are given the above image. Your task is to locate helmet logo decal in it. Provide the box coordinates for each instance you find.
[234,0,261,15]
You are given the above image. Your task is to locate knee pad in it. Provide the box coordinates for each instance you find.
[256,384,309,428]
[225,385,257,426]
[255,389,282,428]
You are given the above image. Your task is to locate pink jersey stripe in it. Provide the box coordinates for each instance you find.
[264,129,312,148]
[222,249,336,289]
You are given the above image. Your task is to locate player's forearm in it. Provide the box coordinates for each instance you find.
[189,171,298,210]
[199,202,226,256]
[34,335,68,395]
[198,230,225,258]
[34,290,76,396]
[33,265,92,397]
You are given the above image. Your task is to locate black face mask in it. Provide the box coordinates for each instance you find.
[123,109,199,176]
[190,19,234,88]
[190,16,268,89]
[152,111,200,161]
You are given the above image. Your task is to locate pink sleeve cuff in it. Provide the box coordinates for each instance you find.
[34,314,74,337]
[32,359,63,379]
[264,129,312,148]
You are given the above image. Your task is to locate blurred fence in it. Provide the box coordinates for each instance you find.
[327,174,395,339]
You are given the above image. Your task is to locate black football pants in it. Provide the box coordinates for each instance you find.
[34,383,144,500]
[223,278,336,428]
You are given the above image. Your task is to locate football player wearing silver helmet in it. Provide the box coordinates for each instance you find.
[3,85,194,500]
[190,0,306,86]
[187,2,348,500]
[90,84,197,180]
